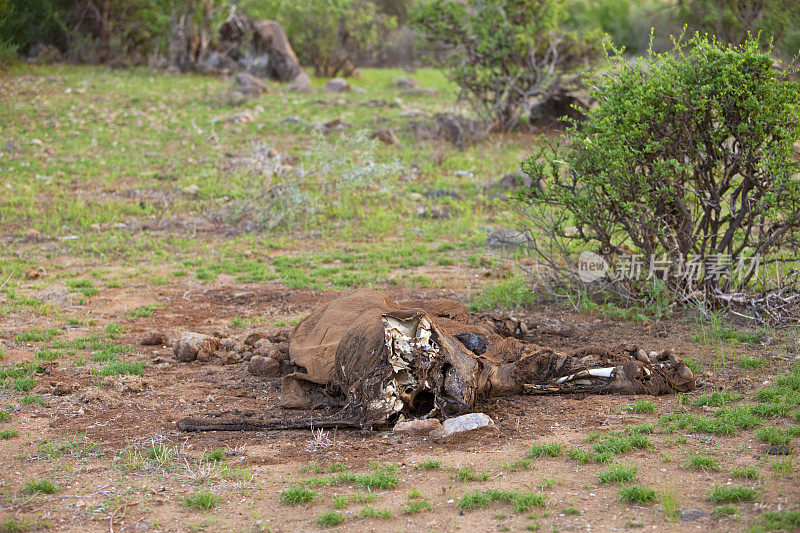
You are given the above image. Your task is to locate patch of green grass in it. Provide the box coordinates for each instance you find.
[0,516,46,532]
[15,327,61,342]
[183,490,221,510]
[566,447,594,464]
[455,465,491,482]
[280,486,318,505]
[693,390,741,407]
[96,361,145,376]
[625,400,656,413]
[588,426,652,456]
[35,434,101,459]
[126,304,162,319]
[527,443,563,458]
[0,410,9,422]
[203,449,226,462]
[730,466,759,479]
[738,356,766,370]
[706,485,759,503]
[711,504,737,518]
[12,378,36,392]
[316,510,344,527]
[772,456,793,477]
[0,429,18,439]
[359,506,391,519]
[414,459,442,470]
[105,323,124,339]
[401,498,431,514]
[618,485,657,505]
[24,478,57,495]
[751,510,800,532]
[563,507,579,516]
[503,457,532,471]
[459,489,546,513]
[755,426,794,445]
[691,322,762,345]
[66,278,98,297]
[683,453,720,470]
[661,485,678,522]
[660,407,762,436]
[468,277,535,311]
[598,463,638,484]
[34,348,64,361]
[20,394,44,405]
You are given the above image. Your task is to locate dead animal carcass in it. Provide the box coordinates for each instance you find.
[178,289,695,431]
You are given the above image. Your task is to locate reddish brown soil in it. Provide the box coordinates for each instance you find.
[0,281,796,532]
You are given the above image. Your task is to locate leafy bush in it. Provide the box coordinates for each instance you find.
[411,0,599,131]
[519,34,800,297]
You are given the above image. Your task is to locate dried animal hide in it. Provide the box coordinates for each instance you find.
[177,289,695,432]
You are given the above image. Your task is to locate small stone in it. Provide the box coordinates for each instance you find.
[248,355,280,376]
[393,418,442,435]
[173,332,219,362]
[680,509,706,522]
[324,77,350,92]
[140,332,167,346]
[235,72,269,96]
[636,348,650,364]
[767,444,792,455]
[429,413,497,443]
[369,128,400,145]
[395,76,416,89]
[244,331,266,346]
[24,228,42,240]
[184,184,199,195]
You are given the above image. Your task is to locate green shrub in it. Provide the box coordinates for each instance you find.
[519,34,800,298]
[412,0,599,131]
[183,490,221,510]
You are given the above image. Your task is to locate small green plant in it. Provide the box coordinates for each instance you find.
[739,356,766,370]
[626,400,656,413]
[24,478,57,494]
[566,447,593,464]
[20,394,44,405]
[183,490,221,510]
[204,449,226,462]
[414,459,442,470]
[772,456,793,477]
[401,498,431,514]
[503,457,532,471]
[126,304,161,319]
[730,466,759,479]
[408,488,422,499]
[661,484,678,522]
[279,486,317,505]
[693,390,741,407]
[711,504,737,518]
[359,506,391,519]
[66,278,98,297]
[96,361,145,376]
[0,410,10,421]
[756,426,794,445]
[0,429,18,439]
[316,510,344,527]
[752,510,800,532]
[460,489,546,513]
[683,453,720,470]
[105,323,124,339]
[599,463,637,484]
[527,443,563,458]
[707,485,759,503]
[300,460,325,473]
[455,465,491,482]
[563,507,579,516]
[618,485,657,505]
[15,327,61,342]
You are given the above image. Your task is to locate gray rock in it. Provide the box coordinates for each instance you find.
[395,76,416,89]
[235,72,269,96]
[680,509,707,522]
[767,444,792,455]
[173,332,219,362]
[324,77,350,92]
[429,413,497,443]
[369,128,400,145]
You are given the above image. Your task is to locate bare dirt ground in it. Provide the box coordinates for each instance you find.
[1,279,797,532]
